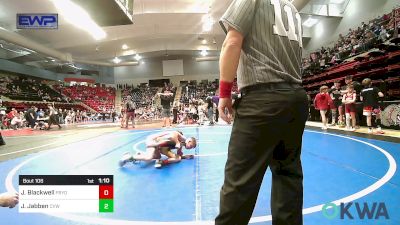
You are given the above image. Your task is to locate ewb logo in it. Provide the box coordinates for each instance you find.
[17,14,58,29]
[322,202,389,220]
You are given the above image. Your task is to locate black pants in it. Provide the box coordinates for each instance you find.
[28,117,36,129]
[48,114,60,129]
[0,132,5,145]
[215,87,309,225]
[173,109,178,123]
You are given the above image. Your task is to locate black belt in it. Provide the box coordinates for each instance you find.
[240,83,302,95]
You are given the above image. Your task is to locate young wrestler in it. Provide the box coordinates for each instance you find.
[330,81,343,126]
[119,130,197,168]
[314,86,333,130]
[360,78,384,134]
[342,84,357,131]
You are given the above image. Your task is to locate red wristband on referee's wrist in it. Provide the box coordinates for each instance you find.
[219,80,233,98]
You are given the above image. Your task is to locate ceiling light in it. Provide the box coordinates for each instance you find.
[202,39,207,44]
[200,49,208,57]
[122,44,128,50]
[202,15,214,32]
[113,57,121,64]
[330,0,345,4]
[134,54,142,61]
[51,0,106,40]
[303,17,319,27]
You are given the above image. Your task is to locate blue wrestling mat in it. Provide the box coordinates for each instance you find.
[0,126,399,225]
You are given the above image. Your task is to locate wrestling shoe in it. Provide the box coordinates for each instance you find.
[119,152,135,167]
[154,159,163,169]
[374,128,385,134]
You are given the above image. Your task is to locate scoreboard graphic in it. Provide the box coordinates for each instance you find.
[19,175,113,213]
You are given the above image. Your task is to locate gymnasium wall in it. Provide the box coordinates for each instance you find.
[304,0,399,54]
[114,55,219,86]
[0,59,115,84]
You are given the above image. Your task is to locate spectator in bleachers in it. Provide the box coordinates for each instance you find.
[302,9,398,75]
[57,84,115,113]
[379,25,389,42]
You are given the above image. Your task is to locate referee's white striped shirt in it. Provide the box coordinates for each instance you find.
[220,0,303,90]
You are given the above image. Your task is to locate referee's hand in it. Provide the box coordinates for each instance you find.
[218,98,233,124]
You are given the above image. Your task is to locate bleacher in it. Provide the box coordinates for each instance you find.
[303,6,400,130]
[58,85,116,112]
[127,87,158,107]
[0,74,66,102]
[2,101,87,112]
[180,81,217,104]
[303,6,400,101]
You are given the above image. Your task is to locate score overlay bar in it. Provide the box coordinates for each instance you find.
[19,175,113,213]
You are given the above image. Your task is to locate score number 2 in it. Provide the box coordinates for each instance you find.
[271,0,303,47]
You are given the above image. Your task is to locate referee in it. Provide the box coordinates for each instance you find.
[216,0,308,225]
